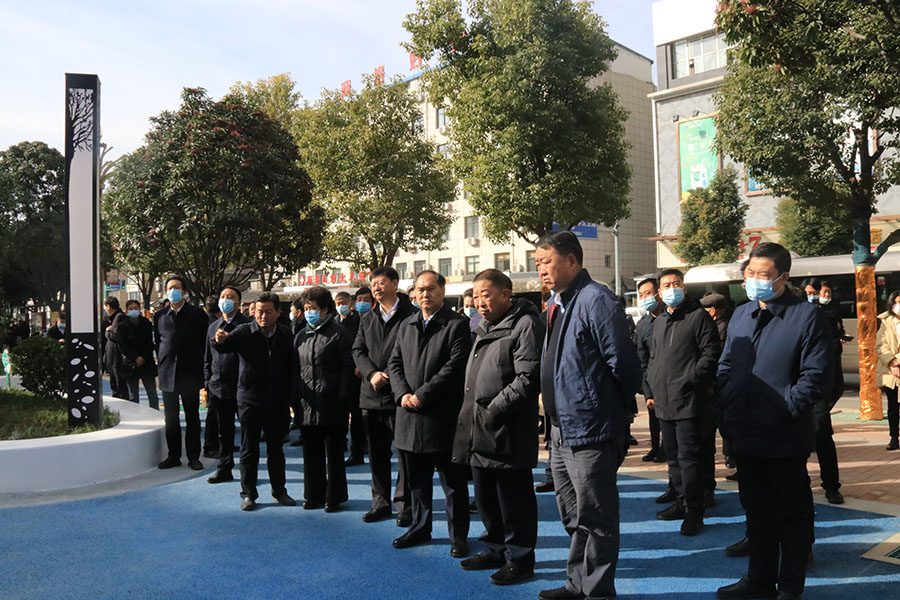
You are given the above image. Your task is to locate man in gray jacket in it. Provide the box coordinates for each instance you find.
[451,269,543,586]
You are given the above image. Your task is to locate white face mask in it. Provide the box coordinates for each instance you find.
[893,304,900,317]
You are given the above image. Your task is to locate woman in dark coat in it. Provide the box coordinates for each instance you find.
[294,286,355,511]
[111,299,160,409]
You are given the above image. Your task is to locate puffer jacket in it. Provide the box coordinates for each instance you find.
[294,314,354,427]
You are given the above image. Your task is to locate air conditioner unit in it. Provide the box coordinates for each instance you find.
[438,125,447,135]
[455,269,464,276]
[467,237,480,247]
[408,248,418,254]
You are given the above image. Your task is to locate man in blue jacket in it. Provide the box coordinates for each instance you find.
[716,243,832,600]
[535,231,643,600]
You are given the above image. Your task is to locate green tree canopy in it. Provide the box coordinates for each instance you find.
[674,166,747,265]
[775,196,852,258]
[403,0,631,243]
[104,88,324,300]
[294,74,455,269]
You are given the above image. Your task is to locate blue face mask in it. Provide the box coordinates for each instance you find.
[411,301,419,309]
[304,310,321,326]
[58,323,66,332]
[463,307,478,318]
[167,288,183,304]
[661,287,685,308]
[807,295,819,304]
[127,309,140,319]
[355,301,372,315]
[218,298,235,315]
[745,275,781,302]
[337,304,351,317]
[638,296,658,313]
[819,297,831,305]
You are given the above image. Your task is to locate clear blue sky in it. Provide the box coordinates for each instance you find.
[0,0,657,159]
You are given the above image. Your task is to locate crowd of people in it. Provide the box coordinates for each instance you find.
[37,234,894,600]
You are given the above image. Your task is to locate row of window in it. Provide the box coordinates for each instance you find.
[396,252,534,278]
[672,31,727,79]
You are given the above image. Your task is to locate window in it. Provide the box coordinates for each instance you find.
[395,262,407,278]
[465,255,480,275]
[413,115,424,134]
[465,215,479,238]
[413,260,426,275]
[436,106,448,128]
[495,253,510,272]
[440,226,451,242]
[605,255,612,268]
[128,292,141,302]
[437,143,449,158]
[439,258,452,277]
[526,251,536,272]
[672,32,727,79]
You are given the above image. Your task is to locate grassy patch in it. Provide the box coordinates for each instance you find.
[0,388,120,441]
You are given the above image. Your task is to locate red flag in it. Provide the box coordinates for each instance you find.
[374,65,385,86]
[409,53,422,71]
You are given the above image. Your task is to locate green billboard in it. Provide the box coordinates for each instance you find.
[678,116,718,201]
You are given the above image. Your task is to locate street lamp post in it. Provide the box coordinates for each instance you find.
[598,225,620,296]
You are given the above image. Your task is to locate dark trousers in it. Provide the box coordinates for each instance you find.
[885,386,900,439]
[472,466,537,567]
[121,369,159,410]
[737,454,813,595]
[813,399,840,491]
[659,416,706,514]
[400,450,470,542]
[108,365,127,399]
[212,394,237,472]
[362,409,408,513]
[204,396,219,455]
[648,406,662,450]
[162,389,201,461]
[348,394,367,456]
[238,403,287,500]
[550,425,624,600]
[302,425,348,505]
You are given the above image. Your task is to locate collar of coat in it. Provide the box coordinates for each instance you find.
[750,288,799,319]
[304,313,335,334]
[660,297,702,321]
[249,318,284,338]
[407,302,453,331]
[475,297,537,341]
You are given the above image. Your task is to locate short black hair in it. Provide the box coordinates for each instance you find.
[820,279,833,290]
[301,286,335,313]
[637,277,658,292]
[222,285,242,300]
[801,277,822,291]
[355,287,373,300]
[415,270,446,288]
[205,295,220,314]
[463,287,474,298]
[164,275,185,289]
[104,296,120,309]
[291,298,303,310]
[749,242,791,275]
[536,230,583,265]
[889,290,900,309]
[658,268,684,282]
[256,291,281,310]
[125,299,141,310]
[473,269,512,291]
[58,313,67,320]
[371,266,400,281]
[335,291,352,301]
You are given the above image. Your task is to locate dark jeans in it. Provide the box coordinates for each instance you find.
[301,425,348,505]
[348,393,367,456]
[472,466,537,567]
[400,450,470,542]
[162,389,200,461]
[211,394,238,472]
[550,425,625,600]
[108,365,127,399]
[659,416,706,514]
[737,454,813,595]
[648,406,662,450]
[813,398,840,491]
[238,402,287,500]
[362,409,408,513]
[204,396,219,455]
[120,369,159,410]
[885,386,900,440]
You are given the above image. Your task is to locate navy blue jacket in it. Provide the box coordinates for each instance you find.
[203,312,250,400]
[153,302,208,393]
[717,290,832,457]
[542,268,643,447]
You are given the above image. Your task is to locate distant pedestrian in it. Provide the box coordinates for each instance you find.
[111,300,159,410]
[635,278,667,465]
[877,290,900,451]
[47,314,66,343]
[336,290,366,467]
[103,296,126,399]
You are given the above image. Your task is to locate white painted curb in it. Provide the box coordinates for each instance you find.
[0,397,166,493]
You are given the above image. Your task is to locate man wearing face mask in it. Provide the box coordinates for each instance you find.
[462,288,483,342]
[647,269,720,536]
[337,290,366,467]
[112,300,159,410]
[103,296,127,399]
[154,276,209,470]
[47,314,66,343]
[716,243,832,600]
[635,278,667,465]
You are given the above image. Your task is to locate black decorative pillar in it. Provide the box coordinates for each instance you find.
[64,73,103,427]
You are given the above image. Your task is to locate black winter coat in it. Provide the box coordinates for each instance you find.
[352,294,416,411]
[647,298,720,421]
[635,312,657,400]
[203,312,250,400]
[111,313,157,377]
[103,309,124,372]
[213,320,297,408]
[388,303,472,453]
[294,315,354,427]
[153,303,208,393]
[452,299,543,469]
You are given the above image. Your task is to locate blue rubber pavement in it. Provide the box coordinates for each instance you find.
[1,451,898,600]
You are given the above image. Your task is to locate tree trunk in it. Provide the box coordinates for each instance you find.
[850,211,883,420]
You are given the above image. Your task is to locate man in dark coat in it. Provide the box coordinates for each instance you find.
[716,243,832,600]
[387,270,472,556]
[154,276,208,470]
[47,314,66,343]
[451,269,543,586]
[103,296,127,399]
[647,269,720,536]
[213,291,298,511]
[353,266,414,525]
[111,300,159,410]
[635,277,667,465]
[336,290,366,466]
[204,286,250,484]
[535,231,642,600]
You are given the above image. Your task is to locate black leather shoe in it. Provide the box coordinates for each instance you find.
[363,507,391,523]
[240,497,256,511]
[653,449,668,463]
[187,459,204,471]
[825,489,844,504]
[725,471,739,481]
[681,513,703,536]
[303,500,324,510]
[207,470,234,484]
[627,435,639,446]
[289,436,304,447]
[396,512,412,527]
[776,591,801,600]
[538,586,585,600]
[392,530,431,549]
[725,536,750,557]
[887,437,899,451]
[534,480,555,493]
[157,457,181,469]
[450,538,469,558]
[274,493,297,506]
[324,502,343,513]
[344,453,364,467]
[716,577,776,599]
[460,552,505,571]
[657,502,685,521]
[468,500,478,513]
[641,448,658,462]
[203,448,219,459]
[655,487,676,504]
[490,563,535,586]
